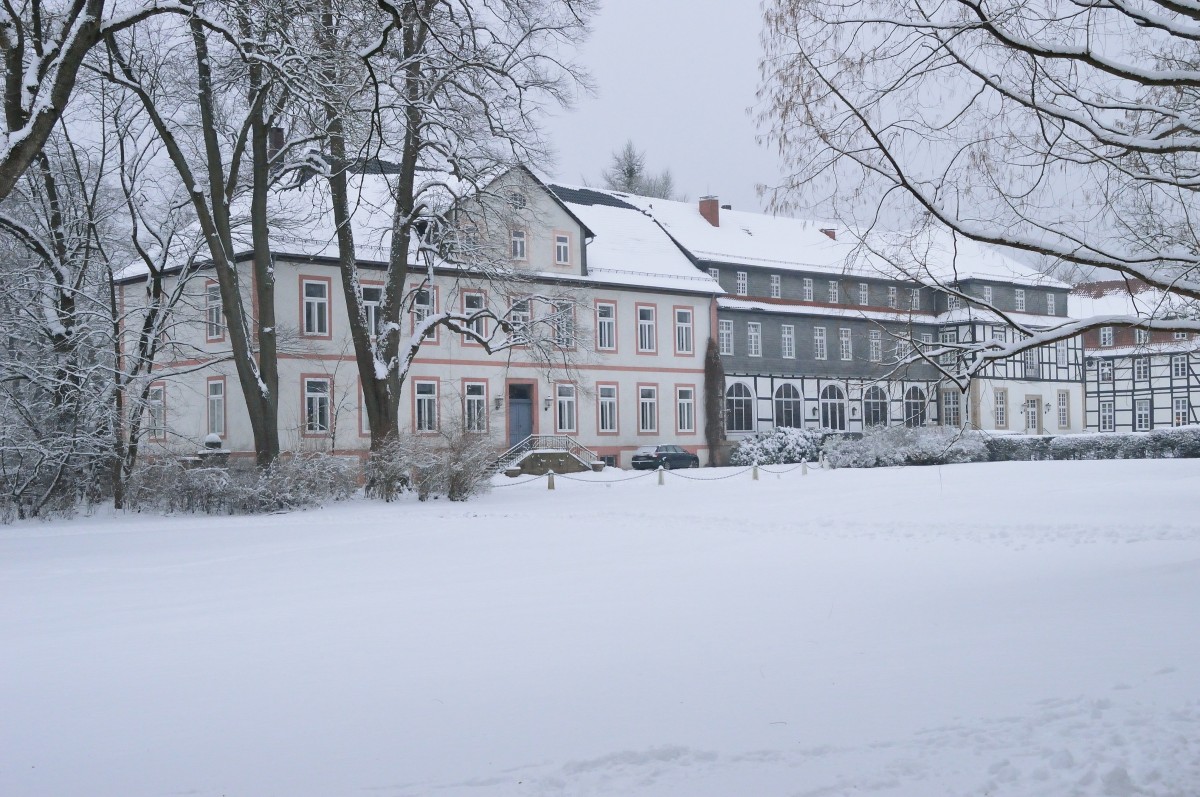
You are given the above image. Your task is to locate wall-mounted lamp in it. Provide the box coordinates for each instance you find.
[811,406,819,417]
[493,397,504,411]
[851,406,859,417]
[543,397,553,411]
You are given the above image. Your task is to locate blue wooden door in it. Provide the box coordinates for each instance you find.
[508,399,533,447]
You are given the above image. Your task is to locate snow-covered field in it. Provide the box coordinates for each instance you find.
[3,460,1199,796]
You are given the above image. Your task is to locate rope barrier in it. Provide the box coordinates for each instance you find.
[494,463,821,487]
[662,466,756,481]
[555,469,657,483]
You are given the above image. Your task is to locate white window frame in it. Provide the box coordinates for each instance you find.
[983,285,993,304]
[1135,328,1150,345]
[858,282,869,306]
[598,385,618,433]
[941,389,961,427]
[362,285,383,338]
[1100,326,1114,347]
[708,267,719,282]
[939,329,957,365]
[674,308,694,354]
[1015,288,1026,312]
[887,286,897,308]
[1135,357,1150,380]
[552,301,575,348]
[1173,354,1188,378]
[828,280,839,303]
[415,380,438,432]
[1174,397,1190,426]
[946,293,960,312]
[839,328,852,361]
[1175,331,1189,341]
[814,326,827,360]
[994,388,1007,429]
[781,324,795,359]
[304,377,331,435]
[207,379,225,437]
[510,229,527,260]
[302,279,329,336]
[1099,360,1114,382]
[637,306,657,353]
[638,385,658,433]
[718,319,733,355]
[802,278,814,301]
[411,287,435,337]
[747,322,762,357]
[1135,398,1151,432]
[1055,339,1068,367]
[770,275,781,299]
[1047,293,1057,315]
[205,283,223,340]
[464,381,487,433]
[462,291,485,341]
[1100,400,1115,432]
[868,329,882,362]
[554,233,570,265]
[555,383,577,433]
[595,302,616,351]
[147,384,166,439]
[910,288,920,310]
[736,271,748,296]
[1057,390,1070,429]
[509,297,531,343]
[676,386,696,433]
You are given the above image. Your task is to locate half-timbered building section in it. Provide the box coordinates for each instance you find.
[1073,282,1200,432]
[117,168,721,467]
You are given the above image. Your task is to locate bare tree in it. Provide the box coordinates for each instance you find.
[305,0,595,486]
[601,139,680,200]
[758,0,1200,377]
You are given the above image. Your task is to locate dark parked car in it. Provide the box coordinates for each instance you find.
[631,444,700,470]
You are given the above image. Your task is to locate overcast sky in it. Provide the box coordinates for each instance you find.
[541,0,781,213]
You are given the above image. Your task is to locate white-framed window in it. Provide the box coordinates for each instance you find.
[1015,288,1026,311]
[1024,396,1040,433]
[1135,328,1150,345]
[747,322,762,357]
[1135,357,1150,380]
[552,301,575,347]
[820,383,847,430]
[1047,293,1057,315]
[637,305,656,352]
[676,386,696,433]
[895,338,912,360]
[863,386,888,426]
[888,286,897,308]
[781,324,795,359]
[1100,326,1114,347]
[510,229,527,260]
[994,388,1007,429]
[736,271,748,296]
[638,385,658,433]
[207,378,225,437]
[1175,331,1189,341]
[1023,344,1038,376]
[941,389,961,427]
[814,326,827,360]
[464,381,487,433]
[939,328,957,365]
[774,383,802,428]
[909,288,920,310]
[1173,354,1188,378]
[509,297,531,342]
[802,278,814,302]
[462,291,485,341]
[598,385,617,433]
[556,383,577,433]
[147,384,166,439]
[1174,397,1190,426]
[770,274,781,299]
[828,280,839,303]
[362,285,382,338]
[1100,400,1115,432]
[1057,390,1070,429]
[708,267,719,282]
[595,302,616,351]
[304,377,331,434]
[675,308,694,354]
[1135,398,1151,431]
[859,283,869,306]
[205,283,223,340]
[983,285,993,304]
[991,327,1005,342]
[904,386,927,427]
[839,328,852,360]
[554,233,570,265]
[415,380,438,431]
[920,332,934,347]
[946,293,960,312]
[726,383,754,432]
[718,319,733,355]
[1099,360,1114,382]
[411,287,435,337]
[302,279,329,335]
[868,329,882,362]
[1055,339,1068,367]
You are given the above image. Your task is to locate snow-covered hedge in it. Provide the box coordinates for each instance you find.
[126,453,358,515]
[822,426,990,469]
[983,434,1055,462]
[730,427,822,465]
[1048,426,1200,460]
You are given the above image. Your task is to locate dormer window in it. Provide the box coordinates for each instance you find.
[1015,288,1026,312]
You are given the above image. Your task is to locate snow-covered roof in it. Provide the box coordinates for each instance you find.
[936,307,1070,328]
[718,297,936,325]
[572,186,1067,289]
[548,184,721,294]
[1070,280,1200,320]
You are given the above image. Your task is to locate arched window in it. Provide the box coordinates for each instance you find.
[725,383,755,432]
[774,384,802,428]
[864,386,889,427]
[904,386,927,427]
[820,384,847,431]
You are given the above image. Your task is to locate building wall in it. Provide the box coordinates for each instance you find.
[1084,348,1200,432]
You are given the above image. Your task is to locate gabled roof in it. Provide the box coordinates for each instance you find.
[1070,279,1199,319]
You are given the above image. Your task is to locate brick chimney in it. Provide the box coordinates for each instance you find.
[820,227,836,240]
[699,195,720,227]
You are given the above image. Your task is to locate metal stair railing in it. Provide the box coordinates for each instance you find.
[495,434,600,471]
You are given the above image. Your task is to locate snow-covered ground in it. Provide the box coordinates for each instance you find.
[3,460,1199,796]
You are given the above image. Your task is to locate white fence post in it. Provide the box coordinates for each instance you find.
[547,470,555,490]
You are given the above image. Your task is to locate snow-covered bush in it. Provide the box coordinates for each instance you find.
[125,453,358,515]
[983,434,1054,462]
[823,426,989,469]
[1049,427,1200,460]
[730,427,822,465]
[366,426,498,502]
